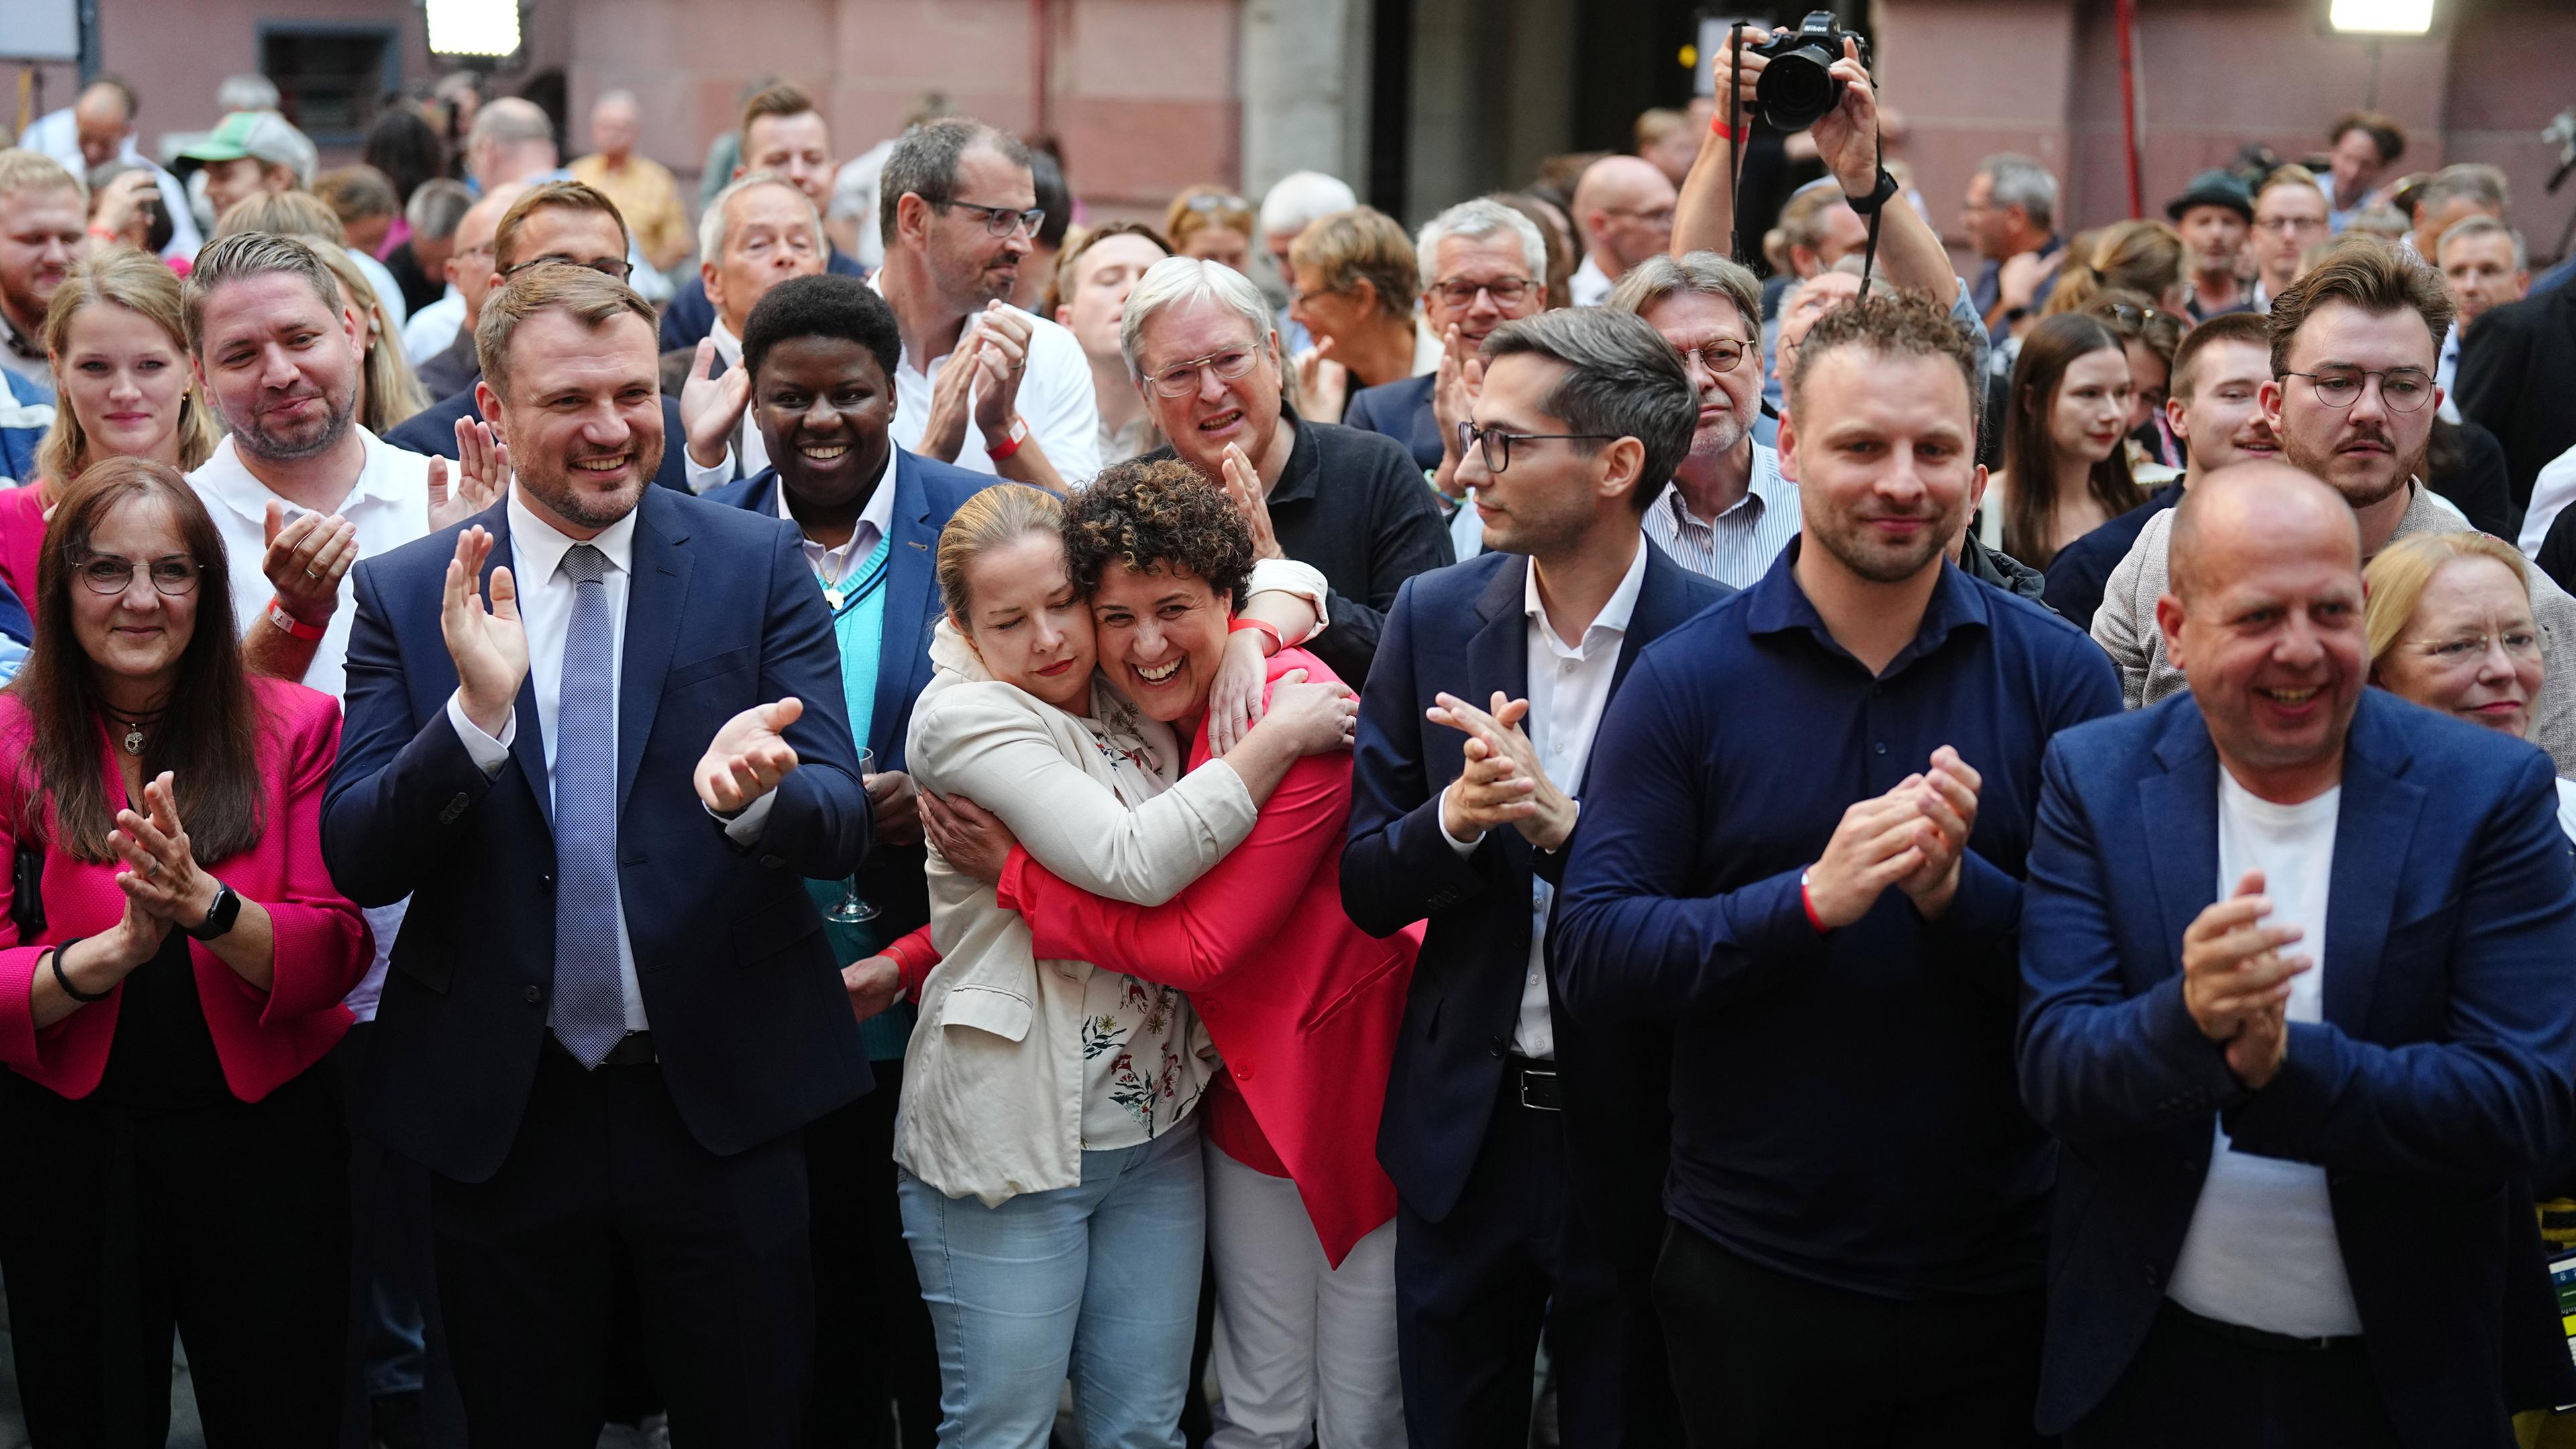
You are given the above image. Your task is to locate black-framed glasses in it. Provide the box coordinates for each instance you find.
[1676,339,1752,376]
[2281,366,2432,412]
[1428,276,1536,309]
[502,254,632,282]
[78,553,200,597]
[1456,421,1616,474]
[1146,347,1259,398]
[942,199,1047,238]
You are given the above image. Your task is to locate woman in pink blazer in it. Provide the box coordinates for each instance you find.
[924,460,1419,1448]
[0,458,371,1446]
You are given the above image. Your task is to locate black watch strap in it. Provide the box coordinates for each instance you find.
[1845,166,1900,216]
[184,881,242,941]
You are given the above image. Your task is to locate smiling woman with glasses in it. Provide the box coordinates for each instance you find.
[0,456,372,1445]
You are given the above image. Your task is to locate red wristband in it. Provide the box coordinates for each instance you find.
[1228,617,1285,656]
[1709,117,1737,142]
[1800,868,1829,933]
[267,596,327,641]
[985,415,1029,462]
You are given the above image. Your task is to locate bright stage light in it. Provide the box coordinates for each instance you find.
[2329,0,2435,35]
[425,0,520,56]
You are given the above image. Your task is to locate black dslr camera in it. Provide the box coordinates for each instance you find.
[1749,11,1869,133]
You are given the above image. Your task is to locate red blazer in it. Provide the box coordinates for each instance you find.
[996,649,1421,1264]
[0,678,372,1102]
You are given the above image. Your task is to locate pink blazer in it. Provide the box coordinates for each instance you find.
[0,678,372,1102]
[996,649,1421,1264]
[0,480,46,618]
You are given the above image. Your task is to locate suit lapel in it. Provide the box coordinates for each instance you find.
[869,451,936,767]
[484,502,553,835]
[616,490,694,818]
[2139,708,2221,981]
[1464,555,1531,713]
[1612,543,1694,691]
[2322,700,2421,1033]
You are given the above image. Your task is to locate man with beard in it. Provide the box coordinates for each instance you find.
[322,263,873,1444]
[1552,291,2120,1447]
[2019,462,2576,1447]
[872,117,1097,490]
[2091,238,2576,773]
[2166,170,2254,321]
[0,149,83,400]
[2045,313,2279,629]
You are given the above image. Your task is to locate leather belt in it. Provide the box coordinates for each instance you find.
[1505,1053,1561,1112]
[547,1030,657,1067]
[2163,1299,2357,1354]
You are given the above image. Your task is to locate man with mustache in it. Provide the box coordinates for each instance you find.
[2044,313,2279,629]
[873,117,1098,492]
[1552,292,2120,1446]
[2019,461,2576,1446]
[2090,237,2576,774]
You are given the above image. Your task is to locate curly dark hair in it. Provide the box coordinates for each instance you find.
[1062,459,1254,608]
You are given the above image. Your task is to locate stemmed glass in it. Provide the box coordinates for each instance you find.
[827,747,879,923]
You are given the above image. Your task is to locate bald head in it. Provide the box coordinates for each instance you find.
[468,98,558,189]
[1574,156,1676,278]
[449,182,526,324]
[591,91,640,162]
[72,83,135,170]
[2168,461,2361,602]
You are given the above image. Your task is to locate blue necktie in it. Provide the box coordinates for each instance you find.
[552,542,625,1067]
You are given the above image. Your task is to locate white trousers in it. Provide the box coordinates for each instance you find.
[1203,1139,1403,1448]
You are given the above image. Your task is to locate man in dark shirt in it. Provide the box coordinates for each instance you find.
[1554,292,2120,1447]
[2045,312,2277,628]
[1128,255,1452,684]
[2457,281,2576,513]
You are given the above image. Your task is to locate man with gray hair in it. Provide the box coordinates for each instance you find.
[657,173,828,480]
[463,97,559,194]
[1962,153,2063,332]
[1346,197,1552,559]
[387,176,474,319]
[2406,162,2506,268]
[1345,304,1723,1448]
[1606,252,1792,588]
[1126,254,1451,682]
[2436,213,2526,428]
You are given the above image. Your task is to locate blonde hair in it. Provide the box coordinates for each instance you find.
[214,187,347,243]
[309,244,431,433]
[0,148,83,207]
[2045,219,2185,318]
[936,483,1066,625]
[2363,531,2532,672]
[38,248,219,486]
[1287,207,1420,319]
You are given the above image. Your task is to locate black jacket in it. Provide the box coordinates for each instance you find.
[2458,286,2576,511]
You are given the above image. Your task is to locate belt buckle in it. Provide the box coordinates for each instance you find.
[1518,1065,1561,1112]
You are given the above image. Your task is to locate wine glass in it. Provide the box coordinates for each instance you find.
[828,748,879,924]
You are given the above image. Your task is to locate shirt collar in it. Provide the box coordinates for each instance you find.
[191,427,409,526]
[508,483,637,582]
[1523,532,1648,648]
[711,317,743,370]
[1659,440,1784,528]
[773,447,899,541]
[1741,537,1991,676]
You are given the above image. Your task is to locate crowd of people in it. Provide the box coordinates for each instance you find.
[1,30,2575,1449]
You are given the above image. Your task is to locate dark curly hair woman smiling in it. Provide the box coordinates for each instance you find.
[1063,458,1255,610]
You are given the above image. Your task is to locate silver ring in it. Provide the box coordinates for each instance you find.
[306,567,321,578]
[144,859,160,879]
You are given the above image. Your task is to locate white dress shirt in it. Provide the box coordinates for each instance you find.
[1570,254,1615,308]
[404,290,466,369]
[445,486,773,1032]
[2166,775,2362,1338]
[1643,441,1799,590]
[2436,321,2462,424]
[1441,539,1650,1059]
[872,280,1104,485]
[2518,444,2576,558]
[778,445,896,588]
[710,318,769,479]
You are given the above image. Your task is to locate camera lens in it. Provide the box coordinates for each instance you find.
[1758,45,1843,132]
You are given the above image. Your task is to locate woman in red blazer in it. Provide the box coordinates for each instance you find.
[923,461,1418,1448]
[0,458,370,1446]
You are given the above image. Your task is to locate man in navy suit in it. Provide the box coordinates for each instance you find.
[385,180,737,496]
[322,264,873,1446]
[1344,308,1722,1447]
[704,272,983,1444]
[2019,461,2576,1447]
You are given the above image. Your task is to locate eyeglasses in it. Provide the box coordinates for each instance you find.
[78,553,200,597]
[1429,276,1537,309]
[943,200,1047,239]
[1676,339,1753,376]
[2096,303,2171,329]
[2407,629,2542,664]
[1184,193,1251,215]
[502,254,632,282]
[2281,366,2432,412]
[1146,347,1259,398]
[1456,421,1616,474]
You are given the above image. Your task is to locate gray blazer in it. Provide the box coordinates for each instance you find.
[2091,482,2576,773]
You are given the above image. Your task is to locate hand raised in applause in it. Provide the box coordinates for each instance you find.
[1292,337,1348,425]
[2182,870,2308,1089]
[442,526,528,738]
[694,699,806,816]
[916,325,983,464]
[969,301,1034,442]
[1429,690,1576,851]
[107,771,221,930]
[680,337,752,469]
[1220,442,1284,561]
[1894,745,1982,920]
[427,416,510,532]
[262,502,358,629]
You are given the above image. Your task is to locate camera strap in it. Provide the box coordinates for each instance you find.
[1857,130,1885,296]
[1728,21,1752,263]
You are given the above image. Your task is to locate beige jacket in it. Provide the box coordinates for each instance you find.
[2091,482,2576,773]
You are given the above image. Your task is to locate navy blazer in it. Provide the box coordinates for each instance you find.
[321,484,874,1182]
[704,449,991,937]
[1343,373,1442,472]
[1343,543,1729,1244]
[2018,690,2576,1442]
[383,382,700,496]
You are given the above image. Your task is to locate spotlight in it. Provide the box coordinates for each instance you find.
[425,0,521,57]
[2328,0,2434,36]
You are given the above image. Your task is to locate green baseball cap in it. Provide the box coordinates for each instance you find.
[180,111,317,184]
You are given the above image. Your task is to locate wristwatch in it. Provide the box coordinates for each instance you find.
[1844,166,1900,217]
[184,880,243,941]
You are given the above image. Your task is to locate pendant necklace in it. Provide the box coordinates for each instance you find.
[105,703,165,756]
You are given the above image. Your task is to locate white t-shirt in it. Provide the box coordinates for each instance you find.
[2165,774,2363,1338]
[873,280,1104,486]
[189,427,437,1021]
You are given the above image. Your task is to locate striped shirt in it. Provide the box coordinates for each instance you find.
[1642,441,1800,590]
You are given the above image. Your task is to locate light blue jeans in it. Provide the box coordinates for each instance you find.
[898,1114,1208,1449]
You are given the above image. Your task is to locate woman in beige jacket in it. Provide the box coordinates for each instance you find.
[891,484,1352,1449]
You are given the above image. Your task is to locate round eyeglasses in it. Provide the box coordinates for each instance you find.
[78,554,201,597]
